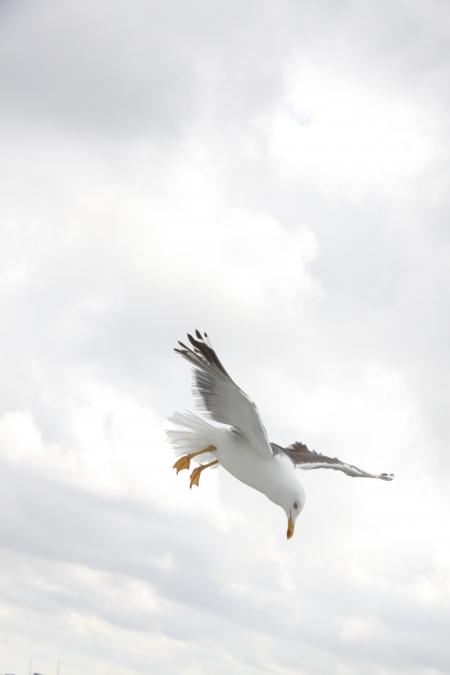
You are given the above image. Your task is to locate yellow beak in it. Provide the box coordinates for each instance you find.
[287,516,295,539]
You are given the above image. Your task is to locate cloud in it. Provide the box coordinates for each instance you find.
[1,0,450,674]
[0,0,295,139]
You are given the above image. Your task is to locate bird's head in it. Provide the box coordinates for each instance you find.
[282,486,305,540]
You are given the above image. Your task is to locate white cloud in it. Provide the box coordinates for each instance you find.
[258,64,436,198]
[1,1,450,674]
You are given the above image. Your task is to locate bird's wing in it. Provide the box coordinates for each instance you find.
[271,441,394,480]
[175,330,273,458]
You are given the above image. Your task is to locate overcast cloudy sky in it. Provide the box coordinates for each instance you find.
[1,1,450,674]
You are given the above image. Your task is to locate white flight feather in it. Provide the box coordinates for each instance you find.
[177,334,273,459]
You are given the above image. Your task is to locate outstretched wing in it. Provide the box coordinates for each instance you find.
[175,330,273,458]
[271,441,394,480]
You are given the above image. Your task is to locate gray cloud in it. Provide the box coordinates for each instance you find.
[2,459,450,675]
[0,0,295,139]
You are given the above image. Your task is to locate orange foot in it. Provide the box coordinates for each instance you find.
[173,444,217,475]
[189,466,203,488]
[189,459,219,489]
[173,455,191,473]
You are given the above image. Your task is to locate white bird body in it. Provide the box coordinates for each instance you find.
[169,411,303,510]
[215,430,305,511]
[168,330,393,539]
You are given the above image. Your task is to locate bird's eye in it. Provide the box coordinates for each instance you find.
[293,501,298,510]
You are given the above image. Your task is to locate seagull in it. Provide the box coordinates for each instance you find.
[167,330,394,539]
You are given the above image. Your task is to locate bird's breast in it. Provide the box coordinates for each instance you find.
[216,435,293,502]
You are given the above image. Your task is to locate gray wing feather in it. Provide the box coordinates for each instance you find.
[271,441,394,480]
[175,331,273,458]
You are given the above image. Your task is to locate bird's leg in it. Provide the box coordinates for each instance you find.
[190,459,219,488]
[173,444,216,473]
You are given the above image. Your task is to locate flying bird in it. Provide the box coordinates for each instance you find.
[167,330,394,539]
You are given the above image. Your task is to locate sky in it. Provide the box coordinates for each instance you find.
[0,1,450,674]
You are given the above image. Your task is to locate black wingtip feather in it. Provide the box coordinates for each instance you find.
[175,330,231,379]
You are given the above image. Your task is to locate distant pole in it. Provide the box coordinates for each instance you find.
[57,659,61,675]
[29,658,32,675]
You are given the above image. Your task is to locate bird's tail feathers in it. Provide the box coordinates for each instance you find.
[166,411,219,466]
